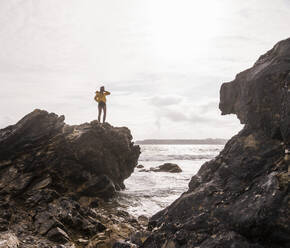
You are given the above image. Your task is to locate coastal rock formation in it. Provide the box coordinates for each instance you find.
[0,109,140,247]
[140,163,182,173]
[220,38,290,146]
[152,163,182,173]
[142,39,290,247]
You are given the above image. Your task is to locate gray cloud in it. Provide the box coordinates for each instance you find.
[150,96,182,107]
[161,109,213,124]
[163,109,189,122]
[199,101,219,114]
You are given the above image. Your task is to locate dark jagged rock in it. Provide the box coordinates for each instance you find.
[0,109,140,247]
[140,163,182,173]
[152,163,182,173]
[113,241,134,248]
[0,109,140,195]
[86,207,147,247]
[130,230,150,246]
[219,38,290,145]
[47,227,70,244]
[142,39,290,248]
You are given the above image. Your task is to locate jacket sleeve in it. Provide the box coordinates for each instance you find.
[94,92,99,102]
[105,91,111,95]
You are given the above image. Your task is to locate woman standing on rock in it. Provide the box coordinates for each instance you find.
[95,86,110,123]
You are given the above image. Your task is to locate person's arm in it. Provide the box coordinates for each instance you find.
[94,92,99,102]
[105,91,111,95]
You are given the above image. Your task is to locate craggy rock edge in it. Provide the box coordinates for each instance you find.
[142,39,290,248]
[0,109,141,247]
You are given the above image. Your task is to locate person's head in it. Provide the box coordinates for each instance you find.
[100,86,105,92]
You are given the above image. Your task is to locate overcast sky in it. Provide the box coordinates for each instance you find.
[0,0,289,140]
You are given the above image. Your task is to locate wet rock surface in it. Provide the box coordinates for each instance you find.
[142,39,290,248]
[0,109,141,247]
[140,163,182,173]
[152,163,182,173]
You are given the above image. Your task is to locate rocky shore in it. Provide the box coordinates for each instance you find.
[0,38,289,248]
[0,110,141,247]
[142,39,290,247]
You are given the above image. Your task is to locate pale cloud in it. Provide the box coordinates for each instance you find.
[150,96,183,107]
[199,101,219,114]
[0,116,13,128]
[0,0,289,139]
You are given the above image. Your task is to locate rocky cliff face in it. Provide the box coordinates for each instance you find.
[0,109,140,247]
[220,38,290,145]
[142,39,290,248]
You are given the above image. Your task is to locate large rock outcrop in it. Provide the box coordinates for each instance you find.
[220,38,290,145]
[0,109,140,247]
[142,39,290,248]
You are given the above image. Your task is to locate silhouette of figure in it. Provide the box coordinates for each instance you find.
[95,86,111,123]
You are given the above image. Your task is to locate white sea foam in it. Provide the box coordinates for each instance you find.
[139,154,214,161]
[138,144,222,162]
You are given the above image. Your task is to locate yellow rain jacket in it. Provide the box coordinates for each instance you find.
[95,91,110,103]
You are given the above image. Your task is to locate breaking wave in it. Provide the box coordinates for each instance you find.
[139,153,215,161]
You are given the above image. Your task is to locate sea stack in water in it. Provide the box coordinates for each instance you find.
[0,109,140,246]
[151,163,182,173]
[143,39,290,247]
[139,163,182,173]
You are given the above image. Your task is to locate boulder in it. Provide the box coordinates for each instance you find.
[143,38,290,248]
[140,163,182,173]
[137,215,149,226]
[151,163,182,173]
[47,227,70,244]
[130,230,150,246]
[113,241,135,248]
[0,232,19,248]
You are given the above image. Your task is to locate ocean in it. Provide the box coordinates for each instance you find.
[115,144,224,217]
